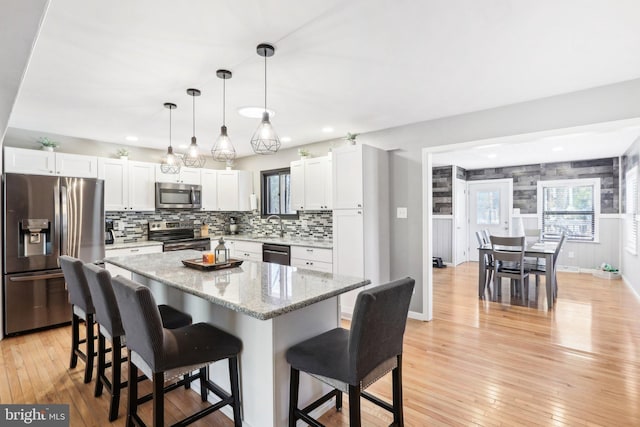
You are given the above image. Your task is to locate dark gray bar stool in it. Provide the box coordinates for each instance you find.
[286,277,415,427]
[111,275,243,427]
[82,263,192,421]
[59,255,96,384]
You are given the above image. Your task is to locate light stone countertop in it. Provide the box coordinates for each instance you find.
[105,241,164,250]
[104,249,367,320]
[210,234,333,250]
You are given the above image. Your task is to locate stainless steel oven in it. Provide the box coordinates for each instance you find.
[155,182,202,209]
[149,221,210,252]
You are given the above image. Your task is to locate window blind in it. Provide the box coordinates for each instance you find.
[625,167,638,255]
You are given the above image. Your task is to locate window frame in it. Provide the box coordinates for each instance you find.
[536,178,600,243]
[260,167,298,219]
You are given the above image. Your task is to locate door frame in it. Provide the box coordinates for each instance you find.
[452,173,467,265]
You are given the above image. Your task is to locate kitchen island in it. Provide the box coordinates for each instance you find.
[104,250,369,427]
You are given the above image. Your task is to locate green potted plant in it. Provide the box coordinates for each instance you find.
[116,148,129,159]
[345,132,359,145]
[297,148,310,159]
[38,137,59,152]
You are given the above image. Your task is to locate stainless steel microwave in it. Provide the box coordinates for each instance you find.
[155,182,202,209]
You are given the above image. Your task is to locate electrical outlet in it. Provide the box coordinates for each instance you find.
[397,207,408,219]
[568,251,575,258]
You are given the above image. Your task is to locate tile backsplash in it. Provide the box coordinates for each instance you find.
[106,210,333,242]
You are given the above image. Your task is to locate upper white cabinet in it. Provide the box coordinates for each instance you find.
[332,145,364,209]
[290,156,332,211]
[4,147,98,178]
[200,169,218,211]
[217,170,252,211]
[98,158,155,211]
[155,165,201,185]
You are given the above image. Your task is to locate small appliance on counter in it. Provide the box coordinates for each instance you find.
[105,219,115,244]
[229,217,239,234]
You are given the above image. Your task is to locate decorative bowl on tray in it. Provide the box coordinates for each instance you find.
[181,258,243,271]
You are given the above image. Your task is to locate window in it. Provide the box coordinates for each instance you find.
[476,190,500,225]
[537,178,600,242]
[260,167,297,218]
[625,166,638,255]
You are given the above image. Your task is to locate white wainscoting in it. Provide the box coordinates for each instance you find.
[433,215,453,263]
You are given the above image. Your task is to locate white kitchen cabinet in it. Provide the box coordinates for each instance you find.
[99,158,156,211]
[332,145,364,209]
[200,169,218,211]
[155,165,201,185]
[105,245,163,257]
[226,239,262,261]
[4,147,98,178]
[290,160,305,211]
[291,246,333,273]
[332,144,389,316]
[217,170,252,211]
[289,156,332,211]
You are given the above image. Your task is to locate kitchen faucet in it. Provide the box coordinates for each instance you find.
[266,215,284,237]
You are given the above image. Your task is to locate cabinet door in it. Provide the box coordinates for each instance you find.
[180,167,202,185]
[217,171,239,211]
[325,157,333,210]
[55,153,98,178]
[290,160,305,211]
[200,169,218,211]
[4,147,55,176]
[155,165,180,183]
[98,158,128,211]
[304,157,329,210]
[332,145,363,209]
[333,209,364,314]
[128,161,156,211]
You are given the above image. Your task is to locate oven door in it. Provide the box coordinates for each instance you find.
[163,240,211,252]
[155,183,202,209]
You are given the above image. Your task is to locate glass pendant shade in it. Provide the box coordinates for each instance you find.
[211,69,237,163]
[160,102,180,174]
[251,43,280,155]
[182,88,206,168]
[250,111,281,154]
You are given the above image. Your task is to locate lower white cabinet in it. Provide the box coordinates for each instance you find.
[105,245,163,257]
[225,240,262,261]
[291,246,333,273]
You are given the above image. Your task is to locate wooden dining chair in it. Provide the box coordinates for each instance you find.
[491,235,530,304]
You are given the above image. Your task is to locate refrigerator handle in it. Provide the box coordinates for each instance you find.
[60,186,68,256]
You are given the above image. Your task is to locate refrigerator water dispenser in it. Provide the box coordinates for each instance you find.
[21,219,50,257]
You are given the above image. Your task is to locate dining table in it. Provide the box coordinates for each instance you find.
[478,241,558,309]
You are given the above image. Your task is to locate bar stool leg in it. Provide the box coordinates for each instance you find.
[109,336,122,422]
[83,314,95,383]
[229,356,242,427]
[95,333,106,397]
[152,372,165,427]
[336,389,343,411]
[199,367,208,402]
[288,367,299,427]
[69,312,80,369]
[348,384,361,427]
[392,355,404,426]
[126,353,138,427]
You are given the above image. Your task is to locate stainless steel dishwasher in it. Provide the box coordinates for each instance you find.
[262,243,291,265]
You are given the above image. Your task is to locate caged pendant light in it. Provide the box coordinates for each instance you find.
[250,43,281,155]
[183,88,206,168]
[211,69,236,164]
[160,102,180,174]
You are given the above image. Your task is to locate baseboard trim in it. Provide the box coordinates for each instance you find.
[408,310,428,321]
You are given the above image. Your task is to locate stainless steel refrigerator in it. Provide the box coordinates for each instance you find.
[3,173,104,335]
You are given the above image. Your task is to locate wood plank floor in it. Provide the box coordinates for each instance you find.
[1,262,639,426]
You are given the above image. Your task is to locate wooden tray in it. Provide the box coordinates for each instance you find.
[181,258,244,271]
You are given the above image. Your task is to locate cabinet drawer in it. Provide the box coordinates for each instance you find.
[235,251,262,262]
[231,240,263,254]
[291,246,332,263]
[291,258,333,273]
[105,245,163,257]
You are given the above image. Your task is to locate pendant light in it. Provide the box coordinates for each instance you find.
[250,43,281,155]
[211,69,237,164]
[183,88,206,168]
[160,102,180,174]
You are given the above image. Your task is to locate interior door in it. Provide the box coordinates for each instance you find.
[454,178,467,265]
[468,179,512,261]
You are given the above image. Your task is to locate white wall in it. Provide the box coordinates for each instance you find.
[432,216,453,263]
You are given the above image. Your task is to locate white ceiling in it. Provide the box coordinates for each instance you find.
[7,0,640,160]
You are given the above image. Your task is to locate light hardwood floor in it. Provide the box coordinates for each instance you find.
[1,263,639,426]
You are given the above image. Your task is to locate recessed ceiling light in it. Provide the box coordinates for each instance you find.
[552,146,564,152]
[125,136,138,142]
[322,127,334,133]
[281,136,292,143]
[487,154,497,159]
[475,143,501,149]
[238,107,276,119]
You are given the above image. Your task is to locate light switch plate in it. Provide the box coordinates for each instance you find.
[397,207,408,219]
